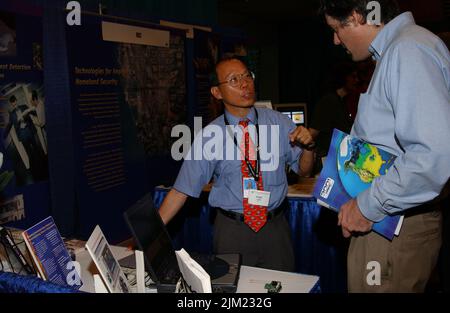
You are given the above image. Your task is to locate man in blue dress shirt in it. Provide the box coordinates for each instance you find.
[159,57,315,271]
[321,0,450,292]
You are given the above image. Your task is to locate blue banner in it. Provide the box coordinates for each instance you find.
[0,6,51,230]
[65,15,187,242]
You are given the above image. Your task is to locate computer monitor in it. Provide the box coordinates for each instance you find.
[273,103,308,128]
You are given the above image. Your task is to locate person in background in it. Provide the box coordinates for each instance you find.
[344,58,376,121]
[309,61,357,162]
[3,95,39,164]
[30,91,45,129]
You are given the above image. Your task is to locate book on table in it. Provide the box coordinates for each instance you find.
[21,216,83,289]
[175,248,212,293]
[85,225,131,293]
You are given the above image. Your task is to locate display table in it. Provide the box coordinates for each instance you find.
[74,245,320,293]
[0,178,343,293]
[154,178,347,293]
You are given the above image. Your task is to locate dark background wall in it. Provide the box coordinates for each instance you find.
[218,0,449,125]
[77,0,218,25]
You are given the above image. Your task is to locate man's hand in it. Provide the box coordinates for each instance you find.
[289,126,314,148]
[338,198,373,238]
[290,126,315,177]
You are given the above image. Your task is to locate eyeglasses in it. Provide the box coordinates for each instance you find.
[217,71,255,87]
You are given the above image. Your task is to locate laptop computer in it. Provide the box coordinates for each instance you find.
[120,193,241,293]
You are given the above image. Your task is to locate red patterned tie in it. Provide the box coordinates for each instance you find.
[239,119,267,232]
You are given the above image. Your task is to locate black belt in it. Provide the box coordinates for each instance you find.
[217,199,288,222]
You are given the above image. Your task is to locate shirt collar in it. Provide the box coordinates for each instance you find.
[369,12,415,61]
[224,106,257,125]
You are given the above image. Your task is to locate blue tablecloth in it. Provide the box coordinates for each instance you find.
[154,187,347,293]
[0,271,82,293]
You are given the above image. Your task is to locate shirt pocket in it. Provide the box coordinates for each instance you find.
[262,165,286,187]
[213,160,240,186]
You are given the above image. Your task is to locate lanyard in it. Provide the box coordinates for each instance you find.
[224,109,261,181]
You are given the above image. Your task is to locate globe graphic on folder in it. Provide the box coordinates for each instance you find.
[337,135,391,198]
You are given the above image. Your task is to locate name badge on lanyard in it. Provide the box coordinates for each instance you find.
[248,190,271,207]
[243,177,257,198]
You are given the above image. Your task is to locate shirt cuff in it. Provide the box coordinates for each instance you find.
[356,188,387,223]
[288,147,302,175]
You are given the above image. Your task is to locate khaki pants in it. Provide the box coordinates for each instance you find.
[347,206,442,292]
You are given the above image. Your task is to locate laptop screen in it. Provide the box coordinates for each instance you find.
[123,193,179,283]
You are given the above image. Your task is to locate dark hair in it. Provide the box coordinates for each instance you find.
[319,0,400,25]
[209,56,248,86]
[9,95,16,103]
[32,90,38,101]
